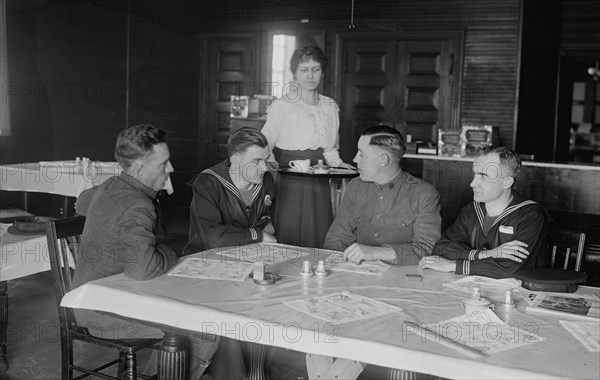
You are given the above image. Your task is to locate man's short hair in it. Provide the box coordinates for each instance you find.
[361,125,406,160]
[480,146,522,181]
[290,46,329,74]
[228,127,269,156]
[115,124,167,170]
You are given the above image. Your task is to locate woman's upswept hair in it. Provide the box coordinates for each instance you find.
[290,46,329,74]
[114,124,167,169]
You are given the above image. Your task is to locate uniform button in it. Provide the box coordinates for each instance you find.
[374,233,380,238]
[402,223,405,227]
[379,195,384,200]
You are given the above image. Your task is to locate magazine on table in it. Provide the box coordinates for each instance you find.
[521,291,600,322]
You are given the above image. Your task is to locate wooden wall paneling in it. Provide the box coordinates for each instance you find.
[460,27,520,149]
[561,0,600,54]
[515,0,562,161]
[127,12,201,208]
[198,33,259,170]
[36,3,128,162]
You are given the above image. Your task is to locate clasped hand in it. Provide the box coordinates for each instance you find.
[481,240,529,262]
[343,243,376,263]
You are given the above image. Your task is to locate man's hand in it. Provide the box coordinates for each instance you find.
[263,222,275,235]
[262,231,277,243]
[342,243,395,264]
[419,256,455,272]
[481,240,529,262]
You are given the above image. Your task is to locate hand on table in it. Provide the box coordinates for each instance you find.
[262,222,275,235]
[262,231,277,243]
[343,243,394,264]
[419,256,455,272]
[480,240,529,262]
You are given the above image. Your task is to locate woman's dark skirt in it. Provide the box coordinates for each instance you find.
[274,148,333,248]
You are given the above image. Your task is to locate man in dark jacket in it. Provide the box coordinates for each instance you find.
[420,146,548,279]
[74,124,219,379]
[183,127,277,255]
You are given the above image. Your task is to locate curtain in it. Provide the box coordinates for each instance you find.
[0,0,10,136]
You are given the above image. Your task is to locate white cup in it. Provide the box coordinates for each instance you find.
[289,159,311,173]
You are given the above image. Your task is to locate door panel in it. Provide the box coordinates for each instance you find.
[397,40,455,142]
[201,35,256,168]
[341,40,396,161]
[341,35,458,156]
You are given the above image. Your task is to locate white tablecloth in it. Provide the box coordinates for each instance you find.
[0,223,49,281]
[61,244,600,379]
[0,161,173,197]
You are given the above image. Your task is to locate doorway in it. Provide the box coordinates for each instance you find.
[555,55,600,163]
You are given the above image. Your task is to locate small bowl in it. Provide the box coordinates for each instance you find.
[249,272,281,286]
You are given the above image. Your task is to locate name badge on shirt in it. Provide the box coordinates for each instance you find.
[499,225,514,234]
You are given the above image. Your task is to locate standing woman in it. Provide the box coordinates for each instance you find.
[262,46,353,247]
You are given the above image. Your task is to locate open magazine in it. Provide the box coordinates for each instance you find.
[522,291,600,322]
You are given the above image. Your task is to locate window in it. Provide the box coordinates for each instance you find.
[271,34,295,98]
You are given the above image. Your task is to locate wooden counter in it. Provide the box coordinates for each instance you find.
[402,154,600,225]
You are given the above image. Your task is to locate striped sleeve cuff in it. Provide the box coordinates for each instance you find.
[469,250,479,261]
[455,259,470,275]
[249,228,258,241]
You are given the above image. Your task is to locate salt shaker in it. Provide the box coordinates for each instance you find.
[315,260,327,277]
[300,260,313,278]
[502,289,516,309]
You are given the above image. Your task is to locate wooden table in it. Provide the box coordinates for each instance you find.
[61,244,600,379]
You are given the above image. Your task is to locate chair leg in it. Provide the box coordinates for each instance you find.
[118,350,137,380]
[63,336,74,380]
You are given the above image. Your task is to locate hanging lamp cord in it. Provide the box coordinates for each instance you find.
[349,0,355,28]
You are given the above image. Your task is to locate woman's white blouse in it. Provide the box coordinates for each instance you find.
[261,94,343,166]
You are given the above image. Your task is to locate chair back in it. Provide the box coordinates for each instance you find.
[548,228,586,272]
[45,216,86,329]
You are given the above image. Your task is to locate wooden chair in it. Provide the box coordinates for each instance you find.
[45,216,161,380]
[548,228,586,272]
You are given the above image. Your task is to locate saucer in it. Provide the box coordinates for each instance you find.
[249,272,281,286]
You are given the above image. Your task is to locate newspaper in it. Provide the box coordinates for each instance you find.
[285,291,401,324]
[211,243,310,265]
[168,257,254,282]
[424,308,545,355]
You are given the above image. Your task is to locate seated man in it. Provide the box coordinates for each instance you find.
[73,124,218,379]
[324,125,441,265]
[420,146,548,279]
[183,127,277,255]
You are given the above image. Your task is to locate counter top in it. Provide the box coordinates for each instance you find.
[403,154,600,171]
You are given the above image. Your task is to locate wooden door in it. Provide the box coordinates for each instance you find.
[340,40,397,161]
[340,35,459,159]
[396,39,457,142]
[200,34,257,169]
